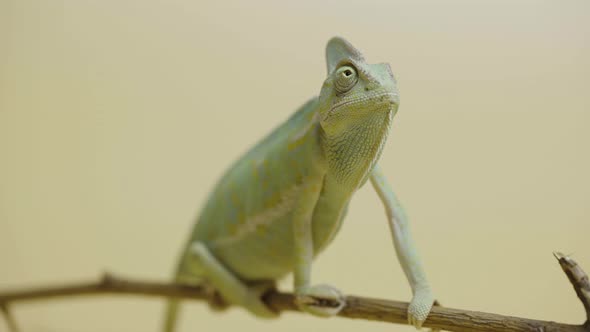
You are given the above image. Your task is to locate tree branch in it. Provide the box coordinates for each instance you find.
[1,254,588,332]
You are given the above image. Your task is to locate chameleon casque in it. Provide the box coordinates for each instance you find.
[164,37,435,331]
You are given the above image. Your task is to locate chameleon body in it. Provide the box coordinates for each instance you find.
[164,37,435,331]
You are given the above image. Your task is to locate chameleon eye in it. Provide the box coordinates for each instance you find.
[334,65,358,94]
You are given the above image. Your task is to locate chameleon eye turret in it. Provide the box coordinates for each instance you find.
[334,65,358,94]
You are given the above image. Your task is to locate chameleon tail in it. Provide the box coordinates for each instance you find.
[163,298,181,332]
[163,250,190,332]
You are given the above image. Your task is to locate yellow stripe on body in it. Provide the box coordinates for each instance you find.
[212,184,302,247]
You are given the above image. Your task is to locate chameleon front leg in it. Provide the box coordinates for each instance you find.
[293,182,346,317]
[188,242,278,318]
[370,165,435,328]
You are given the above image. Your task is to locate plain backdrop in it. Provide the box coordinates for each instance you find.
[1,0,589,331]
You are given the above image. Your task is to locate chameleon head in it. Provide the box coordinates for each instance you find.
[317,37,400,185]
[318,37,400,138]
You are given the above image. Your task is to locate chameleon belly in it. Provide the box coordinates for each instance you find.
[208,182,350,281]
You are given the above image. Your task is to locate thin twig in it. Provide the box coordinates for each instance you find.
[1,256,589,332]
[555,252,590,325]
[0,304,20,332]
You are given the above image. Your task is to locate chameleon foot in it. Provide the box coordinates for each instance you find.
[408,287,435,329]
[295,284,346,317]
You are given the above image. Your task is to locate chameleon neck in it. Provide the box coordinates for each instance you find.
[320,111,392,191]
[310,110,392,256]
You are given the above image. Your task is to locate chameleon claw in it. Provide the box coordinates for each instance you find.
[295,284,346,317]
[407,287,435,329]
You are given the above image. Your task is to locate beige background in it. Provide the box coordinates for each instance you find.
[1,0,589,331]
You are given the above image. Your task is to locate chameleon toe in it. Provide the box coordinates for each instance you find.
[295,284,345,317]
[407,287,435,329]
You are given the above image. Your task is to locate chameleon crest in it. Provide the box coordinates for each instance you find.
[163,37,435,331]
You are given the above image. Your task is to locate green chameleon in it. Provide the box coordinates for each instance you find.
[164,37,435,331]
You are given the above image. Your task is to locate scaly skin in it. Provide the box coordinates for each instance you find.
[163,37,435,331]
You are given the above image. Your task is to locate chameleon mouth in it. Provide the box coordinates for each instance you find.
[328,91,398,117]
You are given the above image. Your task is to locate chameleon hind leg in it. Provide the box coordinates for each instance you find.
[188,241,279,318]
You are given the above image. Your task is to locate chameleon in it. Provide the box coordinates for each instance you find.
[163,37,435,331]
